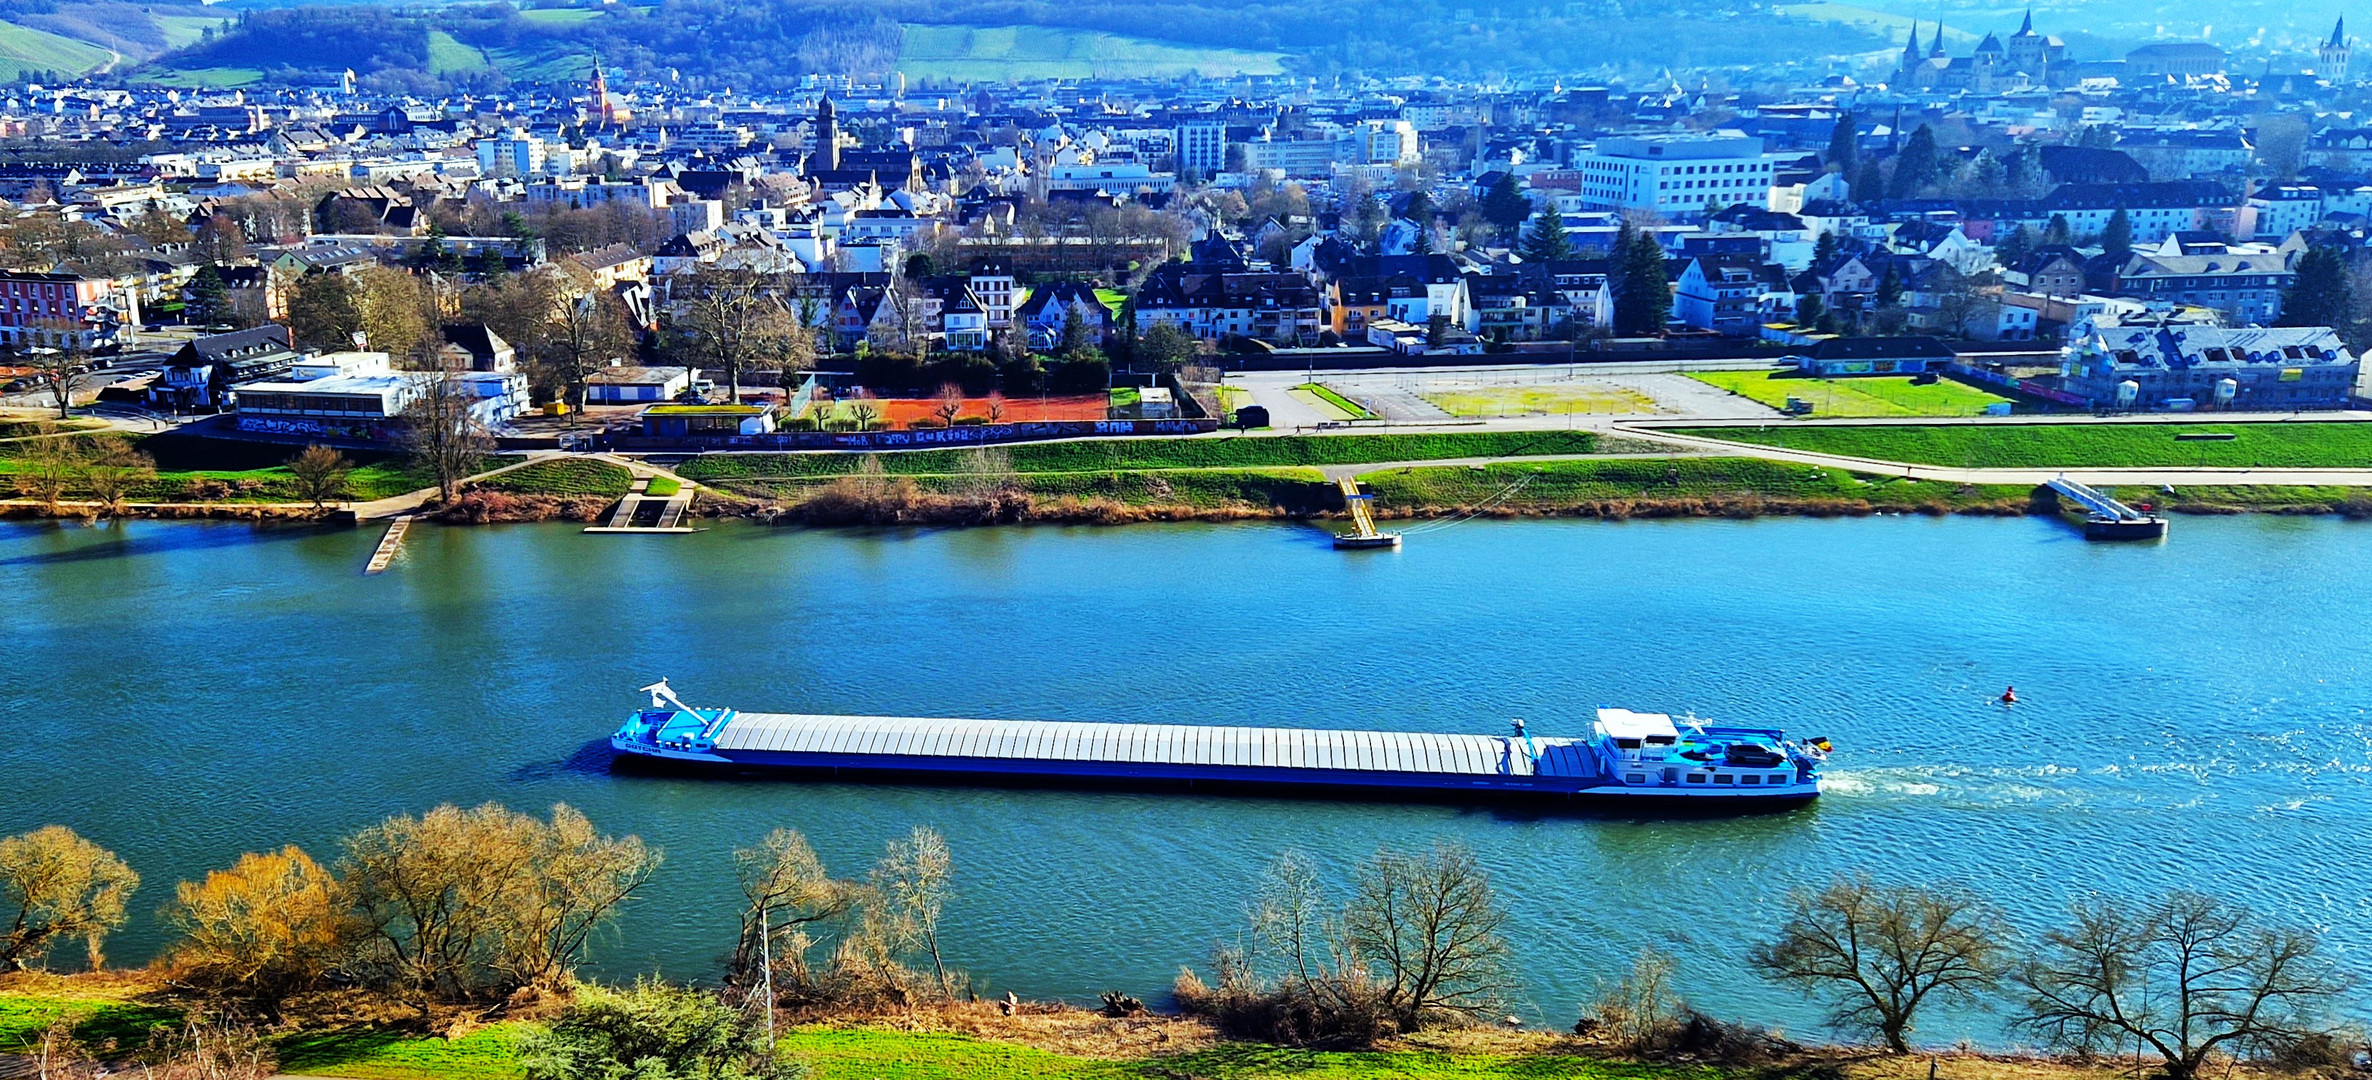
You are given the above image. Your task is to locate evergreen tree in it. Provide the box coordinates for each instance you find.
[1996,224,2037,269]
[1613,227,1671,336]
[1412,223,1435,254]
[1795,293,1826,329]
[186,263,229,328]
[2279,245,2354,330]
[1875,262,1904,308]
[1479,173,1532,235]
[1826,110,1859,174]
[1854,158,1887,204]
[1518,204,1574,263]
[1888,124,1939,199]
[2101,208,2133,257]
[1812,230,1840,268]
[2042,213,2072,247]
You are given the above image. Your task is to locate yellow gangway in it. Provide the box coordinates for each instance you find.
[1333,477,1400,549]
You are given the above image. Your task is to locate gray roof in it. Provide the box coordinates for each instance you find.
[712,712,1602,778]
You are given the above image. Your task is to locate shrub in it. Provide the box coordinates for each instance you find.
[518,979,793,1080]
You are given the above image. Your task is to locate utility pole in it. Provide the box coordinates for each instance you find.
[759,904,775,1049]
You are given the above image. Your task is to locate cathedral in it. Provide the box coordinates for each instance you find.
[2321,17,2352,83]
[1893,8,2068,92]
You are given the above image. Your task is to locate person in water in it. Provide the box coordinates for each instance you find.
[2000,685,2018,705]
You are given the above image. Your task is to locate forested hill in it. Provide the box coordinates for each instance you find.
[129,0,1886,92]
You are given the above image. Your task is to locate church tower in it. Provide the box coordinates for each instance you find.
[1928,22,1946,59]
[2322,17,2352,82]
[1897,21,1923,85]
[588,56,610,128]
[816,94,841,173]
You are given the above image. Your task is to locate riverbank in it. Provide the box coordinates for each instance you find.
[0,974,2187,1080]
[11,426,2372,527]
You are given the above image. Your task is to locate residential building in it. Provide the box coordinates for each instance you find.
[1574,134,1773,219]
[2063,325,2358,409]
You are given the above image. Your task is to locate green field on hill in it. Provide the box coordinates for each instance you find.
[1676,422,2372,469]
[0,20,114,78]
[896,24,1285,80]
[1688,371,2015,418]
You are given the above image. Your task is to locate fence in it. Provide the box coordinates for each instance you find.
[1947,362,2089,407]
[609,417,1219,453]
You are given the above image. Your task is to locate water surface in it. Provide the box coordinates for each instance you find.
[4,513,2367,1044]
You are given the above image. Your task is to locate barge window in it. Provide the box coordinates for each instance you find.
[1687,774,1707,784]
[1714,774,1734,784]
[1770,774,1788,784]
[1741,775,1760,785]
[1614,737,1642,749]
[1626,773,1646,784]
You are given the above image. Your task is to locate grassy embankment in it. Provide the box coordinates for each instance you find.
[1664,422,2372,514]
[0,979,2161,1080]
[472,458,634,498]
[1671,421,2372,469]
[678,431,1605,511]
[1686,372,2014,418]
[1364,457,2037,518]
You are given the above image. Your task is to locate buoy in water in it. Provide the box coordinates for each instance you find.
[1999,685,2018,706]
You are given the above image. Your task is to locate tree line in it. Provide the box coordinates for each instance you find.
[2,815,2354,1078]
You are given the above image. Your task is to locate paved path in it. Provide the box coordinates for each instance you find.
[1619,425,2372,487]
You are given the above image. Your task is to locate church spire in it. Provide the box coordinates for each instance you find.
[1902,21,1922,65]
[2331,15,2348,49]
[1929,22,1946,57]
[2017,6,2033,35]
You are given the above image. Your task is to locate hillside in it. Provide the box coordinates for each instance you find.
[105,0,1889,90]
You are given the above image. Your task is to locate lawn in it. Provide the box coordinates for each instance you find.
[643,476,682,498]
[276,1023,530,1080]
[1293,383,1373,421]
[265,1022,1728,1080]
[1109,387,1142,410]
[1688,371,2014,418]
[0,993,183,1053]
[516,7,605,22]
[1422,384,1662,417]
[0,433,438,504]
[1678,422,2372,469]
[475,458,633,498]
[677,432,1604,482]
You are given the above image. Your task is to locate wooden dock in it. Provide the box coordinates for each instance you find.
[583,476,697,534]
[364,515,414,574]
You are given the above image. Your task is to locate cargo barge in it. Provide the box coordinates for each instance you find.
[610,681,1829,807]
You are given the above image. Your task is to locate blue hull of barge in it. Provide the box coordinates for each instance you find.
[608,734,1820,808]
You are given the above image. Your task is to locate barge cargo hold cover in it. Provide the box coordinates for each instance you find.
[610,682,1827,806]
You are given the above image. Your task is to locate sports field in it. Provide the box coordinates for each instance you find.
[1689,371,2014,418]
[1421,383,1664,417]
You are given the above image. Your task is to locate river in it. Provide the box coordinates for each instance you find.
[3,513,2368,1045]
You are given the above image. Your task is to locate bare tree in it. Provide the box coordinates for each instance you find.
[984,393,1006,425]
[1345,842,1516,1032]
[0,826,139,972]
[1591,947,1685,1051]
[675,266,800,403]
[79,437,154,515]
[286,444,355,511]
[21,319,94,420]
[2018,892,2347,1080]
[931,382,964,427]
[730,828,858,996]
[340,802,657,1005]
[537,281,632,414]
[399,356,491,504]
[1750,875,2012,1053]
[8,427,85,509]
[872,826,955,1001]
